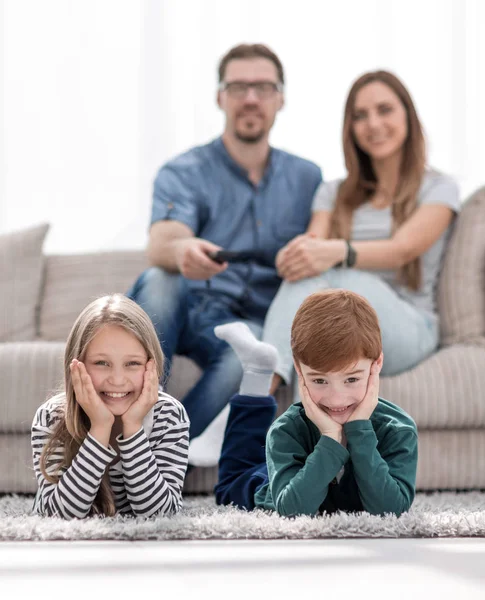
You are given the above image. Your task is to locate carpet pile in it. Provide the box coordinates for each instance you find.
[1,492,484,541]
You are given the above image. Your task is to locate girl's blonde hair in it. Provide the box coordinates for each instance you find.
[40,294,164,516]
[329,70,426,290]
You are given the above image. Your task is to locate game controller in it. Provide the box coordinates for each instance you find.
[209,250,273,267]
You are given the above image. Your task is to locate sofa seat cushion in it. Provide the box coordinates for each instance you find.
[2,341,484,433]
[0,346,204,434]
[182,429,485,494]
[0,342,65,432]
[379,344,485,429]
[0,433,37,493]
[164,355,202,399]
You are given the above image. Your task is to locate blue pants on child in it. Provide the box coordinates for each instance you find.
[215,394,276,510]
[126,266,262,440]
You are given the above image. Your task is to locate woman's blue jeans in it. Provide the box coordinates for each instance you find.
[262,269,439,384]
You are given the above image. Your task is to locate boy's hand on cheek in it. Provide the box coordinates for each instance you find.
[347,358,382,422]
[298,376,343,445]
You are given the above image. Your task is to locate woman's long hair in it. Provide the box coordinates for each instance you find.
[329,70,426,290]
[39,294,165,516]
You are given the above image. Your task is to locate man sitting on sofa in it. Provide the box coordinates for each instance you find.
[127,43,322,466]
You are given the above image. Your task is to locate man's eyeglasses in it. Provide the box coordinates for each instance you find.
[219,80,283,99]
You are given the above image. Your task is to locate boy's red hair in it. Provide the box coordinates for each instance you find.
[291,289,382,372]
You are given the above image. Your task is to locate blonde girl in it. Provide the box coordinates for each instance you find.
[32,294,189,519]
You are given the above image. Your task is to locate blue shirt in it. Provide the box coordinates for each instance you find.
[151,137,322,322]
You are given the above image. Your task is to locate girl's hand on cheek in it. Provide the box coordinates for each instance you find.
[298,375,343,444]
[121,359,159,437]
[70,359,114,446]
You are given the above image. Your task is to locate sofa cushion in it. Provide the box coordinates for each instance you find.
[438,186,485,346]
[379,344,485,429]
[182,429,485,494]
[0,341,65,432]
[39,251,147,340]
[0,223,49,342]
[0,346,200,433]
[164,355,202,398]
[0,434,37,493]
[416,429,485,490]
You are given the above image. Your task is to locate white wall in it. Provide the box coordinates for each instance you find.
[2,0,143,252]
[1,0,484,253]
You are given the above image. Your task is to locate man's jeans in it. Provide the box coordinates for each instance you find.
[127,267,262,440]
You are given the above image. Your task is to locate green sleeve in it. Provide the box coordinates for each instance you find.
[343,420,418,516]
[266,417,349,517]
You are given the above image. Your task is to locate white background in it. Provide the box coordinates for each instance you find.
[0,0,484,254]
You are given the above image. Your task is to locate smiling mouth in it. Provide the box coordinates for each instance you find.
[322,405,353,414]
[102,392,132,399]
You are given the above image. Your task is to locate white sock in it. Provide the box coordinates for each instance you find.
[188,404,230,467]
[214,322,278,397]
[188,323,278,467]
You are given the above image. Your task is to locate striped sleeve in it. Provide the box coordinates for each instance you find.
[31,399,117,519]
[117,393,189,517]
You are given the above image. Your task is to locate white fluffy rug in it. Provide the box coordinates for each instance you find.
[1,492,485,541]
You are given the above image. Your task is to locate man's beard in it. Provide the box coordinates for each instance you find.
[234,129,266,144]
[233,111,267,144]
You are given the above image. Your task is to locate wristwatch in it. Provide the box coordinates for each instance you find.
[335,240,357,268]
[345,241,357,268]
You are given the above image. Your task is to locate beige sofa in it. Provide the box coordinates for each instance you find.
[1,186,485,494]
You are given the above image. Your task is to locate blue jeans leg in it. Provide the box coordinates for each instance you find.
[126,266,189,378]
[127,267,265,441]
[215,394,276,510]
[182,304,263,439]
[263,269,439,381]
[324,269,439,376]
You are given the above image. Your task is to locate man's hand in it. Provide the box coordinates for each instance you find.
[173,238,228,280]
[121,359,159,438]
[347,354,384,422]
[276,235,347,282]
[71,359,114,447]
[298,375,343,444]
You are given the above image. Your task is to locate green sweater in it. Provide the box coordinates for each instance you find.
[254,398,417,517]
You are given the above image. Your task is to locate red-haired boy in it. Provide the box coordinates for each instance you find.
[214,289,417,517]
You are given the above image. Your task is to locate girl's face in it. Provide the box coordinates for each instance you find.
[298,358,373,425]
[83,324,148,416]
[351,81,408,162]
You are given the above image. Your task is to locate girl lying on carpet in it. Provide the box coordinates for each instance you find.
[215,289,418,517]
[31,294,190,519]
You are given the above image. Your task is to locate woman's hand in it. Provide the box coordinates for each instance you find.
[347,354,383,422]
[121,359,159,438]
[276,235,347,282]
[70,359,114,447]
[298,375,343,444]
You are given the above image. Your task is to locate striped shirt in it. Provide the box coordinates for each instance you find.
[31,391,190,519]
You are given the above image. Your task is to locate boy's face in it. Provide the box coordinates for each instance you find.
[297,358,374,425]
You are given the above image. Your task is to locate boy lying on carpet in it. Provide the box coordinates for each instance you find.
[31,294,189,519]
[214,289,418,517]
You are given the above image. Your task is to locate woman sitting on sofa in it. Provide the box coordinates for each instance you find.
[263,69,461,393]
